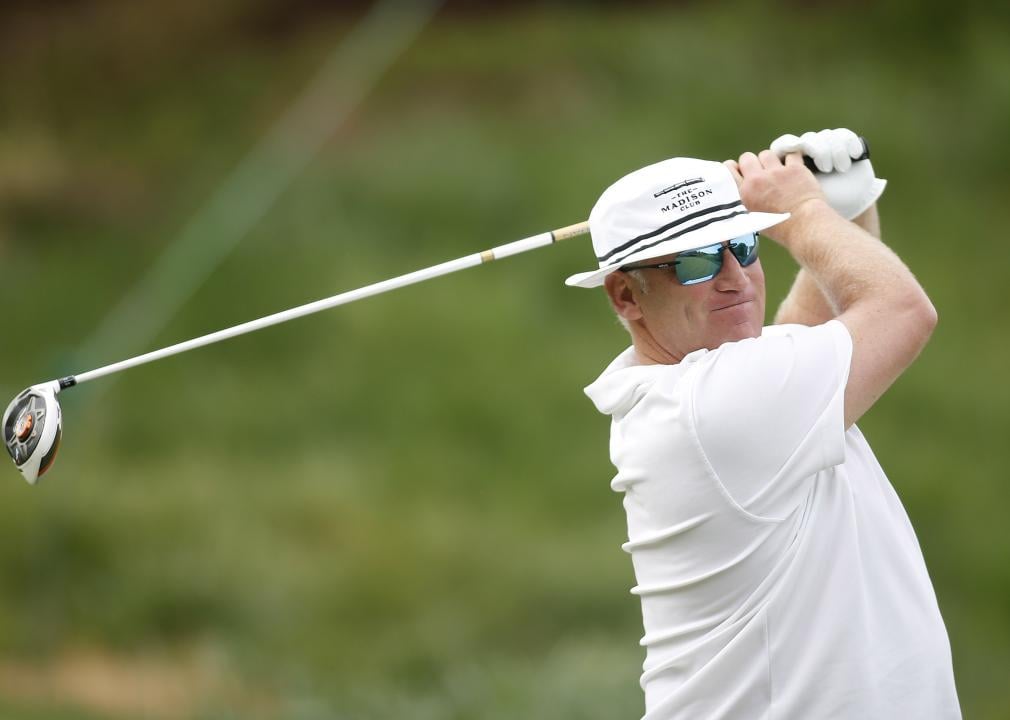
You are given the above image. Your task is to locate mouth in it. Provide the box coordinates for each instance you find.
[711,299,754,312]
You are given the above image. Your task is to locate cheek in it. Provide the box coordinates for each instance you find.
[684,283,713,310]
[640,282,692,325]
[750,264,767,314]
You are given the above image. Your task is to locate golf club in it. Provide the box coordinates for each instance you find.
[4,136,870,485]
[803,138,869,172]
[3,221,590,484]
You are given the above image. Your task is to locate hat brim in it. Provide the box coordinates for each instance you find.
[564,211,790,288]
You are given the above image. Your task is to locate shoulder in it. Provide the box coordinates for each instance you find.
[688,321,854,515]
[689,320,851,381]
[687,320,853,444]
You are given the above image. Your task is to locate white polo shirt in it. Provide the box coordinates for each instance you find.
[585,320,960,719]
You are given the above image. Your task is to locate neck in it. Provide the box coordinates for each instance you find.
[630,324,683,366]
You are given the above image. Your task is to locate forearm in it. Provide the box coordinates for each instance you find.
[852,203,881,239]
[773,204,882,326]
[735,148,935,427]
[774,269,835,325]
[776,199,932,321]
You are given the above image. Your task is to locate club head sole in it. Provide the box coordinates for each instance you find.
[3,381,63,485]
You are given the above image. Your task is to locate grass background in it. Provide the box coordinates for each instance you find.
[1,1,1008,717]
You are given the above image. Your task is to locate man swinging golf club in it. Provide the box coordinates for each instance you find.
[568,128,960,718]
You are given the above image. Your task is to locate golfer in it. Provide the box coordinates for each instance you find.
[567,128,960,719]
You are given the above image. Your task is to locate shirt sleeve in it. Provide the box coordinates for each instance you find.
[687,320,853,520]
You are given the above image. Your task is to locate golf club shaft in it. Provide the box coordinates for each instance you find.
[68,221,589,387]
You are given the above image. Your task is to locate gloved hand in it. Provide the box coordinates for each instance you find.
[770,128,886,220]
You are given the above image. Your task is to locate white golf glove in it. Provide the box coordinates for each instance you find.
[770,128,887,220]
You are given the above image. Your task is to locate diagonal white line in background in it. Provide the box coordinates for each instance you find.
[70,0,442,403]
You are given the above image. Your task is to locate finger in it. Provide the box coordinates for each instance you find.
[801,130,832,173]
[784,151,806,167]
[737,151,762,176]
[769,133,802,158]
[723,159,743,186]
[758,149,782,169]
[843,130,864,160]
[829,129,852,172]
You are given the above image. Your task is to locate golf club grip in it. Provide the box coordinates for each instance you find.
[802,136,870,173]
[552,221,590,241]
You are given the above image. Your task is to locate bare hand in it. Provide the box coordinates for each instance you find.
[724,151,828,242]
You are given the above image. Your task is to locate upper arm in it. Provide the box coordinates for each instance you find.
[837,297,937,428]
[776,203,936,428]
[835,203,937,427]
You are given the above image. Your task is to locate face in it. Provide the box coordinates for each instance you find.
[604,241,767,364]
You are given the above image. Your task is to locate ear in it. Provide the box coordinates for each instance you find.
[604,271,644,324]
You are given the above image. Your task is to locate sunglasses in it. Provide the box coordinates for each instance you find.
[620,232,760,286]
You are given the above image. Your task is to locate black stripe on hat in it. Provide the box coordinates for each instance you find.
[596,200,743,263]
[609,209,750,266]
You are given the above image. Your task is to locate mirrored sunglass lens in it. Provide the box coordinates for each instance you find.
[675,248,722,285]
[729,233,759,266]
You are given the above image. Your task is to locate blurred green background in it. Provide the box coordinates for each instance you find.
[1,1,1008,718]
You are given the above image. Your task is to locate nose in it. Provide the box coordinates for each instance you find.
[712,246,749,291]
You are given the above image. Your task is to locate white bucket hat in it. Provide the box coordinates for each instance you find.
[565,157,791,288]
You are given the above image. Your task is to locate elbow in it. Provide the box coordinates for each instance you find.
[909,290,938,348]
[922,297,939,334]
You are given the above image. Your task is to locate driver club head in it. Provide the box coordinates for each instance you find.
[3,381,63,484]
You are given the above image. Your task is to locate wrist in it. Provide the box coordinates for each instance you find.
[767,198,837,248]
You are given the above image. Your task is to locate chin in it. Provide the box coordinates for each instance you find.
[718,305,763,335]
[714,320,761,347]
